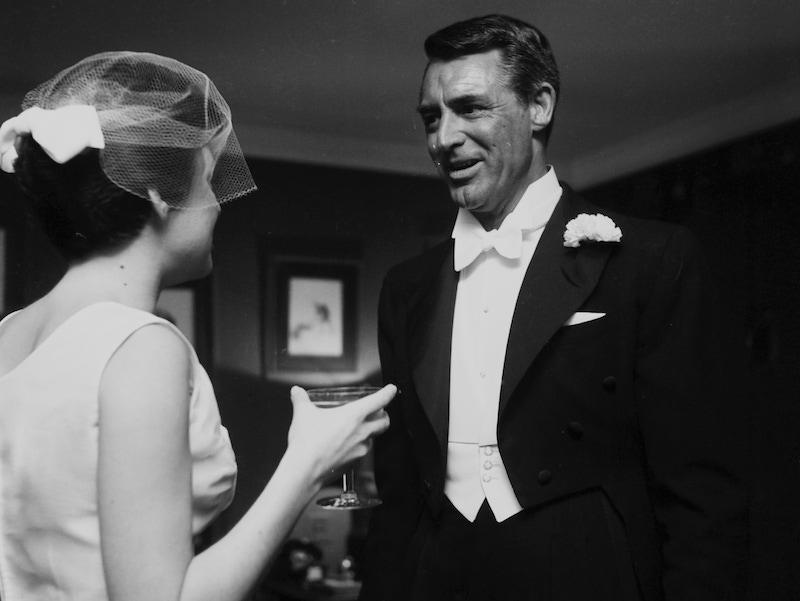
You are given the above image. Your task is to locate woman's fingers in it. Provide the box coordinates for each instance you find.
[346,386,393,438]
[286,383,394,467]
[349,384,396,417]
[289,385,311,407]
[366,408,390,435]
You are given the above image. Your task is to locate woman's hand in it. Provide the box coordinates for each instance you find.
[173,384,394,601]
[285,384,394,486]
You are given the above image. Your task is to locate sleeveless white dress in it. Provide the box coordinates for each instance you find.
[0,302,237,600]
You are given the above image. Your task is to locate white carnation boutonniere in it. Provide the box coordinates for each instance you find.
[563,213,622,248]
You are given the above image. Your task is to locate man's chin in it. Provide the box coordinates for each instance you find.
[449,186,485,212]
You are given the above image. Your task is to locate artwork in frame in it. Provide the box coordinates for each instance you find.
[271,260,357,373]
[260,236,362,377]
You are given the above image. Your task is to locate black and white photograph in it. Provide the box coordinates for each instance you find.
[1,2,799,601]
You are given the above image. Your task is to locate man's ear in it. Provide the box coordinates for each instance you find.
[528,83,556,134]
[148,189,170,220]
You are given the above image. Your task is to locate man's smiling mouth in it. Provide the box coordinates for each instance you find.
[444,158,480,179]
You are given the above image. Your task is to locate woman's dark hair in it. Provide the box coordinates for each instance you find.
[12,135,198,262]
[424,14,560,143]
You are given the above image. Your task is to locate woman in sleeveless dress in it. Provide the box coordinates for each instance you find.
[0,52,394,601]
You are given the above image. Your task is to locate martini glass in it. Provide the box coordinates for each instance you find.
[306,385,382,510]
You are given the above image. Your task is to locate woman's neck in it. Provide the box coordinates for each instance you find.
[46,242,165,314]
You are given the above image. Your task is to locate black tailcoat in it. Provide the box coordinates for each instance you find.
[360,185,749,601]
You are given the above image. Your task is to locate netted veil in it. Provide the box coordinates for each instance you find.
[21,51,256,208]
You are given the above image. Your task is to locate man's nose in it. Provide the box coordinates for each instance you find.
[435,112,464,150]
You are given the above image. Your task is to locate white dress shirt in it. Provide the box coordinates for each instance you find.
[446,168,562,522]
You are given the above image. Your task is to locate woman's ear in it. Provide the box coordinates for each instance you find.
[528,83,556,133]
[148,189,170,220]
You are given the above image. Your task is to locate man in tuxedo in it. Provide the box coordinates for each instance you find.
[359,14,749,601]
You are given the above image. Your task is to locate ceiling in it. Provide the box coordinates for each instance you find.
[3,1,800,189]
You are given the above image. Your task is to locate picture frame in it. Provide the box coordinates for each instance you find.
[261,239,361,376]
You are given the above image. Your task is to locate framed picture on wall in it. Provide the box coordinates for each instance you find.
[274,261,357,372]
[261,239,361,376]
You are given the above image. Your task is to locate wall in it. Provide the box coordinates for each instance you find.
[582,120,800,601]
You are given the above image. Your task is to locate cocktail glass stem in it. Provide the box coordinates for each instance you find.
[342,469,358,501]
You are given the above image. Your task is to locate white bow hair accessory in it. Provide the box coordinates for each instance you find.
[0,105,105,173]
[563,213,622,248]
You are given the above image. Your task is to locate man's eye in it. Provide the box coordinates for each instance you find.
[421,114,439,131]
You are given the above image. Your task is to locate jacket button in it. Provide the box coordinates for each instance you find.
[567,422,584,440]
[537,470,552,485]
[602,376,617,392]
[422,478,432,491]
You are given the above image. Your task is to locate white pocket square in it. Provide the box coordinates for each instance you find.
[564,311,606,326]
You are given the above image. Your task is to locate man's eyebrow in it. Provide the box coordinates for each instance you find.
[416,93,484,115]
[451,94,482,106]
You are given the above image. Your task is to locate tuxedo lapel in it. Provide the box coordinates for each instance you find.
[499,188,616,414]
[408,243,458,453]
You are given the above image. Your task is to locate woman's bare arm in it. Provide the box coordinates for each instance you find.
[99,324,393,601]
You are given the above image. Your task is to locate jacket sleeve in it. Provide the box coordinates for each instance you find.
[635,226,750,600]
[359,272,426,601]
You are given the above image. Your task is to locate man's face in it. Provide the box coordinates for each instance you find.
[418,49,538,227]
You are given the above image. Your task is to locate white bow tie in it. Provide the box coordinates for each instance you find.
[453,225,523,271]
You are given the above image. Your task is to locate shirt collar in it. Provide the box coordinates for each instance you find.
[451,167,562,239]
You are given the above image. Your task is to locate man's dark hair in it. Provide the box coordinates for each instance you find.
[424,14,560,142]
[13,135,157,262]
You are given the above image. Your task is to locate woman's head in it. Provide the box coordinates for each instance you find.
[14,137,155,261]
[1,51,256,259]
